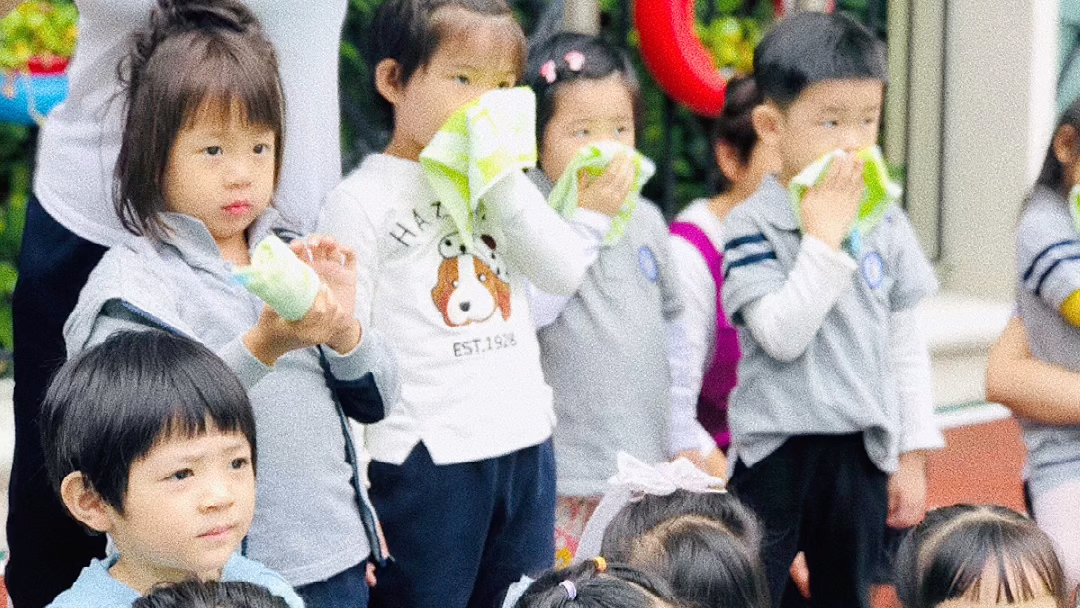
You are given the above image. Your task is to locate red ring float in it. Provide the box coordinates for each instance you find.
[634,0,835,117]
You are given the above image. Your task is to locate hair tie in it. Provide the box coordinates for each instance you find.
[564,51,585,72]
[540,60,557,84]
[593,556,607,573]
[559,580,577,600]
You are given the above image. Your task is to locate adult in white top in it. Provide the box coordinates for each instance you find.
[0,2,348,607]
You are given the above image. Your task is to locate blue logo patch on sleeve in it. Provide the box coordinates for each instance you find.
[861,251,885,289]
[638,245,659,283]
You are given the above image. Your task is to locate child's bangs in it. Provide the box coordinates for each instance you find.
[943,544,1063,606]
[434,8,525,78]
[179,49,282,135]
[154,357,257,456]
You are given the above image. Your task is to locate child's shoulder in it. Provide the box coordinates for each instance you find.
[1019,186,1070,232]
[335,153,424,200]
[46,558,136,608]
[724,177,796,233]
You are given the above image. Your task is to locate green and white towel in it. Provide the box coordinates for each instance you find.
[1068,185,1080,232]
[233,234,321,321]
[789,145,901,255]
[419,86,538,246]
[547,141,656,246]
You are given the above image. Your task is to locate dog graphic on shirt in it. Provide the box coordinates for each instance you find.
[431,231,511,327]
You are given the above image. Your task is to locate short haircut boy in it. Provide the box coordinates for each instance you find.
[40,329,256,513]
[753,10,886,108]
[368,0,526,126]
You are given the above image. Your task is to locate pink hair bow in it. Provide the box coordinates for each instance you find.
[540,60,557,84]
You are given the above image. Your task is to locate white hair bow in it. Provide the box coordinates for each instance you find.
[574,452,726,562]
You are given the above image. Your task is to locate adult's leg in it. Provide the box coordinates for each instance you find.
[295,561,370,608]
[800,434,888,608]
[5,196,107,608]
[729,438,812,608]
[366,444,499,608]
[1031,477,1080,591]
[468,440,556,608]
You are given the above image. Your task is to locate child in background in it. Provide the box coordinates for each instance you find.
[522,31,723,564]
[1007,95,1080,590]
[63,2,395,606]
[894,505,1067,608]
[41,330,302,608]
[669,76,777,457]
[317,1,590,606]
[510,559,684,608]
[719,12,943,607]
[134,581,290,608]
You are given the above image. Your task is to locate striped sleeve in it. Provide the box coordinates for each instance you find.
[1017,195,1080,310]
[720,210,787,325]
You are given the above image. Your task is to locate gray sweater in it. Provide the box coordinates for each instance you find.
[64,211,397,586]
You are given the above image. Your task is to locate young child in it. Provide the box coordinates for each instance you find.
[1009,95,1080,590]
[41,330,302,608]
[134,581,290,608]
[63,2,395,606]
[316,1,590,606]
[719,12,944,607]
[669,76,776,457]
[894,505,1067,608]
[509,559,683,608]
[521,31,723,564]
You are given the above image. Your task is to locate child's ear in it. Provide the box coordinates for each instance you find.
[751,103,783,148]
[374,58,405,106]
[1053,124,1080,166]
[59,472,113,533]
[714,141,746,183]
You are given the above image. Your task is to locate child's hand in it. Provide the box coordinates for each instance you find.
[577,152,636,217]
[886,451,928,529]
[243,286,345,366]
[675,447,728,479]
[290,235,362,354]
[800,152,864,251]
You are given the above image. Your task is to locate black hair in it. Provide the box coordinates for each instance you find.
[40,329,257,514]
[712,76,765,193]
[369,0,526,127]
[1033,96,1080,198]
[524,32,644,154]
[515,560,681,608]
[600,489,763,558]
[114,0,285,242]
[895,504,1067,608]
[134,581,288,608]
[753,11,886,109]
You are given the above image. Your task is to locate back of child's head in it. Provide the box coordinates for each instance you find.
[753,11,886,109]
[524,32,643,152]
[712,76,765,193]
[40,329,256,514]
[369,0,526,126]
[1034,95,1080,197]
[598,490,768,608]
[895,504,1067,608]
[514,560,683,608]
[134,581,288,608]
[114,0,284,241]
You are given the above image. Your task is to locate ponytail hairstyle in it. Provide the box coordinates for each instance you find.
[712,76,764,194]
[895,504,1067,608]
[1033,96,1080,199]
[514,559,682,608]
[114,0,285,241]
[525,32,643,154]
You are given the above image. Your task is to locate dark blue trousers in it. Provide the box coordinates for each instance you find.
[296,561,371,608]
[6,196,108,608]
[367,440,555,608]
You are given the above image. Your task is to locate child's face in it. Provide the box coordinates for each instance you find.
[163,101,275,252]
[540,74,636,183]
[383,8,520,161]
[106,427,255,592]
[771,79,883,181]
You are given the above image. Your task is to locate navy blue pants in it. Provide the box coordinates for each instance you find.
[730,434,888,608]
[367,441,555,608]
[296,561,371,608]
[6,196,108,608]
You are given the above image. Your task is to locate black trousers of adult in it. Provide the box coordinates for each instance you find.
[730,433,888,608]
[6,196,107,608]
